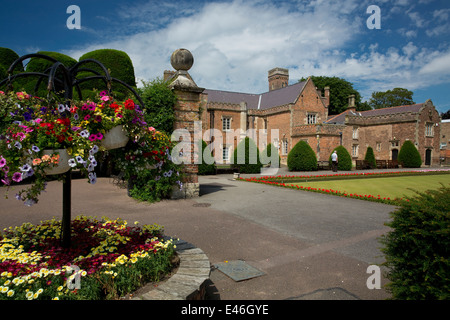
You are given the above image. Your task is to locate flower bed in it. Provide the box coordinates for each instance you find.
[240,170,450,205]
[0,216,176,300]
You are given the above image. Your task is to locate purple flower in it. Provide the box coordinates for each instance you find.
[23,112,32,121]
[0,157,6,167]
[20,164,32,172]
[96,132,103,140]
[32,145,40,152]
[12,172,22,183]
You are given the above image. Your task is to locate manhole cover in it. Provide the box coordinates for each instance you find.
[193,203,211,207]
[214,260,265,282]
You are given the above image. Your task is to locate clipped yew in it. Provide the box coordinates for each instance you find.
[328,145,352,171]
[398,140,422,168]
[288,140,317,171]
[364,146,376,169]
[232,137,263,174]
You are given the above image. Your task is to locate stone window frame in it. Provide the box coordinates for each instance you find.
[352,144,359,157]
[307,113,317,125]
[425,123,434,137]
[376,142,382,152]
[282,139,289,155]
[222,116,232,132]
[222,144,231,163]
[352,127,359,139]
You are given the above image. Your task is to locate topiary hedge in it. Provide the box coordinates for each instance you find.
[380,185,450,299]
[328,145,352,171]
[261,143,280,167]
[232,137,263,174]
[0,47,23,72]
[398,140,422,168]
[364,146,376,169]
[198,140,216,175]
[78,49,136,100]
[288,140,317,171]
[23,51,78,96]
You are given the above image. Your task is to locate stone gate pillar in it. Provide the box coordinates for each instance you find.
[169,49,204,199]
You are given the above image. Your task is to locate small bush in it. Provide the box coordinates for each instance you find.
[380,185,450,299]
[198,140,216,175]
[287,141,317,171]
[398,140,422,168]
[232,137,263,174]
[328,145,352,171]
[261,143,280,167]
[364,146,376,168]
[0,47,23,71]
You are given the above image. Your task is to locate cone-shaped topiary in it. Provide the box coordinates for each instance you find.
[328,145,352,171]
[198,140,216,175]
[288,140,317,171]
[261,142,280,167]
[398,140,422,168]
[232,137,263,173]
[364,146,376,169]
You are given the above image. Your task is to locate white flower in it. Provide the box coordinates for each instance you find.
[68,159,77,168]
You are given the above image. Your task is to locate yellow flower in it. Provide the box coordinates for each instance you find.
[1,286,8,293]
[57,286,64,291]
[53,297,59,300]
[26,292,33,300]
[7,290,14,297]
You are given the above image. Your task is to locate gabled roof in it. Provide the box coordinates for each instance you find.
[204,81,307,110]
[326,103,425,124]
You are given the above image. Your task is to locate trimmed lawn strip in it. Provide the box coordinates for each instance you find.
[240,170,450,205]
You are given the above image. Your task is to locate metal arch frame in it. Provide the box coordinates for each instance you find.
[0,53,146,248]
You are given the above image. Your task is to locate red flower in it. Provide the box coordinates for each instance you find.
[124,99,135,110]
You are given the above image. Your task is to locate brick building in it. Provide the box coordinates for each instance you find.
[167,67,442,167]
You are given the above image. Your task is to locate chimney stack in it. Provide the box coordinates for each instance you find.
[347,94,356,112]
[268,67,289,91]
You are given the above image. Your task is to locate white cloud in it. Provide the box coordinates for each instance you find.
[62,0,450,105]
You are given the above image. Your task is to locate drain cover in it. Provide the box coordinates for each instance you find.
[214,260,265,282]
[193,203,211,207]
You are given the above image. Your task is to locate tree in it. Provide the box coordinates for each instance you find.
[138,78,177,134]
[232,137,263,174]
[299,76,367,115]
[398,140,422,168]
[261,143,280,167]
[364,146,377,169]
[368,88,415,109]
[287,140,317,171]
[197,140,216,175]
[441,109,450,120]
[328,145,352,171]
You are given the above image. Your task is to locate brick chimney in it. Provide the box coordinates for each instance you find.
[268,67,289,91]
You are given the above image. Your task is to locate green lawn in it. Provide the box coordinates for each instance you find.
[295,174,450,200]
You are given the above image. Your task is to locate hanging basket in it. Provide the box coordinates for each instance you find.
[43,149,71,175]
[101,125,129,150]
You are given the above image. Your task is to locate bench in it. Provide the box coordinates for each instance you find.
[376,160,387,169]
[356,160,372,170]
[317,161,330,170]
[387,160,399,168]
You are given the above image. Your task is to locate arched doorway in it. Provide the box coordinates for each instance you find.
[392,149,398,161]
[425,149,432,166]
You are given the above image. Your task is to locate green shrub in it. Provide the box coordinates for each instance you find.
[232,137,263,173]
[78,49,136,100]
[364,146,376,168]
[398,140,422,168]
[198,140,216,175]
[261,143,280,167]
[328,145,352,171]
[288,140,317,171]
[23,51,77,96]
[0,47,23,71]
[138,78,176,134]
[380,185,450,299]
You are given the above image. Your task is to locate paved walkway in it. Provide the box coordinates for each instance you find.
[2,167,441,300]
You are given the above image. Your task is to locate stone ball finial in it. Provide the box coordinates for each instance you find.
[171,48,194,71]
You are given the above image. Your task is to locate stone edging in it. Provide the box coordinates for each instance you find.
[132,239,211,300]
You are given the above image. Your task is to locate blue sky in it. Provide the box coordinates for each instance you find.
[1,0,449,113]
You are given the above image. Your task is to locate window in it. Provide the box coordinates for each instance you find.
[352,127,359,139]
[352,144,359,157]
[425,123,434,137]
[282,140,288,155]
[391,141,399,148]
[222,146,230,163]
[222,117,231,131]
[376,142,382,152]
[307,113,317,124]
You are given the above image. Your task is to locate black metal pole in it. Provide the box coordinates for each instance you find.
[62,171,71,248]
